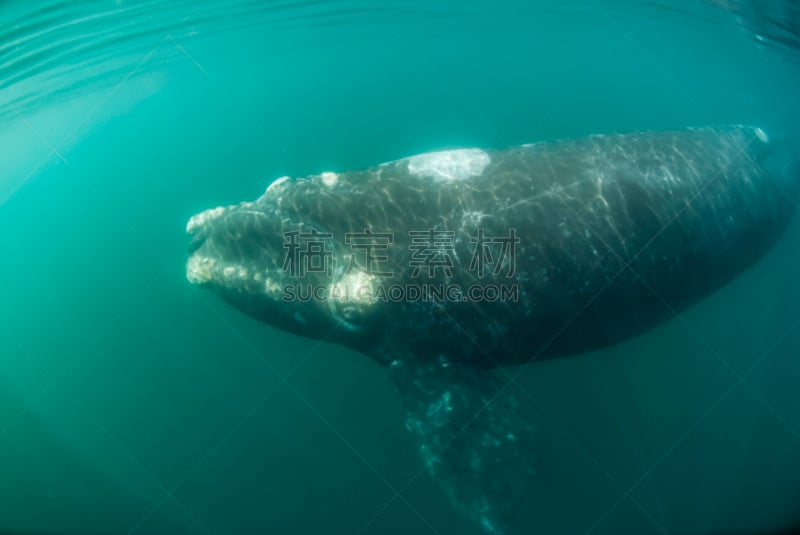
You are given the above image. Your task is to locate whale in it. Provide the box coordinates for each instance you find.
[185,126,798,533]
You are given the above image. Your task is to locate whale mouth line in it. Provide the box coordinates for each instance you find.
[187,232,206,256]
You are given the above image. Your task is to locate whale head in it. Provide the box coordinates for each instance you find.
[185,175,384,345]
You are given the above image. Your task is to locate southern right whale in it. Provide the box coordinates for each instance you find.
[185,125,799,533]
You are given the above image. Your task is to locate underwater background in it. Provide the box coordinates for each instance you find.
[1,1,800,533]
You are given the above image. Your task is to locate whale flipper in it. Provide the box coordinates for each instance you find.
[389,357,538,534]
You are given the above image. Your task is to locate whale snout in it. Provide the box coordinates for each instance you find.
[184,202,288,298]
[187,227,207,256]
[185,252,216,286]
[185,232,216,288]
[185,205,226,286]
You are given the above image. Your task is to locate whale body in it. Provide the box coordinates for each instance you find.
[186,126,798,533]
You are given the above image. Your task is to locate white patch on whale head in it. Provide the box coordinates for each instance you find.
[327,271,379,330]
[407,148,490,182]
[263,276,282,297]
[330,271,377,305]
[265,175,290,194]
[754,127,768,143]
[185,255,216,284]
[256,176,292,203]
[320,171,338,187]
[186,206,225,234]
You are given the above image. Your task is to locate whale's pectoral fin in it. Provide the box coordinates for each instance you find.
[389,357,538,534]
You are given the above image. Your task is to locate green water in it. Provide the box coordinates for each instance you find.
[1,1,800,534]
